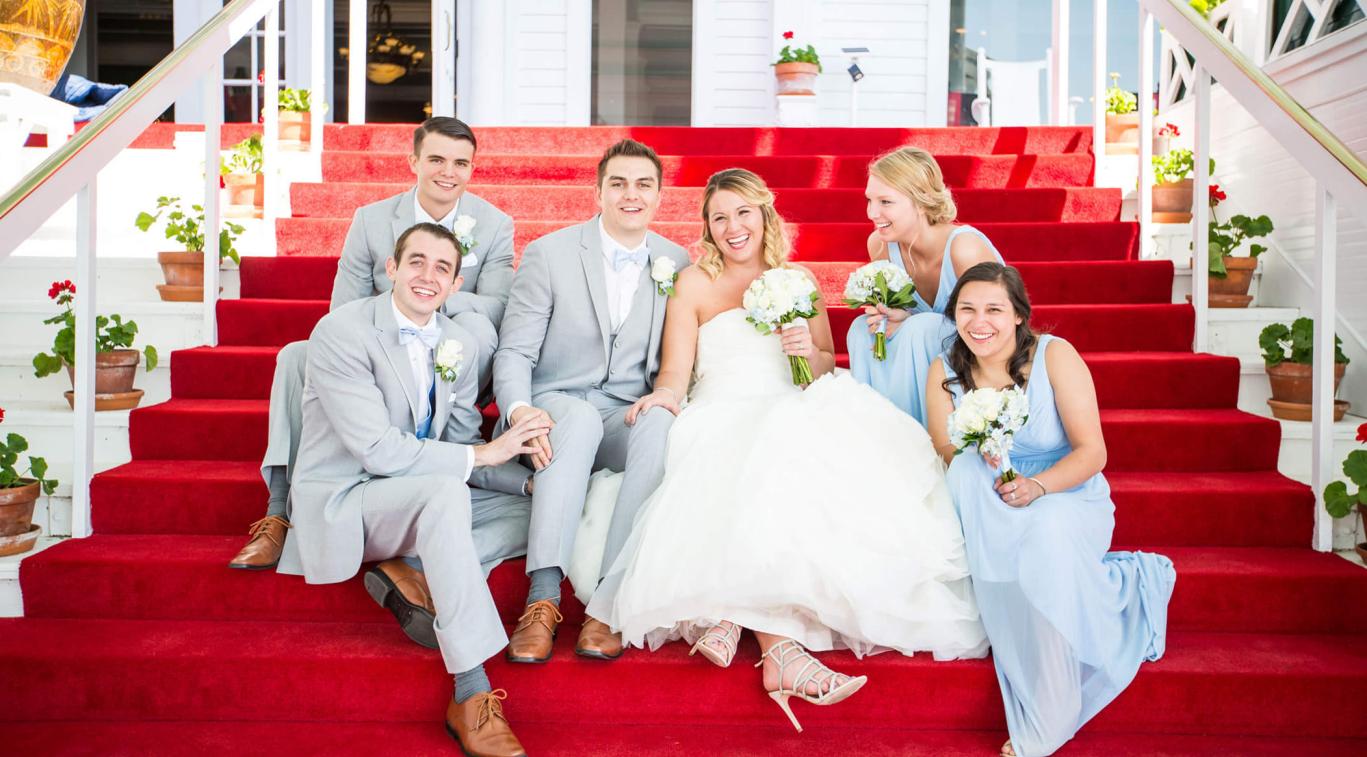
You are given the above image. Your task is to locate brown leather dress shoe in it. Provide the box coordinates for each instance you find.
[363,559,437,649]
[575,616,624,660]
[445,690,526,757]
[505,599,562,663]
[226,516,290,570]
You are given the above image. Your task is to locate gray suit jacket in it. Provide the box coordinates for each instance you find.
[283,293,528,584]
[330,188,515,327]
[493,217,691,413]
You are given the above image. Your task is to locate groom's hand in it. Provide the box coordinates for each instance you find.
[509,405,554,469]
[475,413,554,468]
[626,387,680,426]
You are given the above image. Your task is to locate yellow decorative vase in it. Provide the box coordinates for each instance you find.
[0,0,86,95]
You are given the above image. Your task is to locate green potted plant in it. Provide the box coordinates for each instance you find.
[277,87,315,149]
[1258,317,1350,421]
[1324,423,1367,564]
[220,132,264,218]
[32,280,158,411]
[773,31,821,96]
[0,405,59,556]
[135,196,245,302]
[1105,72,1139,152]
[1151,149,1214,223]
[1206,183,1272,307]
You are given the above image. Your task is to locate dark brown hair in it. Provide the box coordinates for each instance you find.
[413,117,477,156]
[941,262,1038,393]
[596,139,663,187]
[393,222,464,279]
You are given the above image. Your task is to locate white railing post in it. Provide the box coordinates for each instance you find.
[71,182,96,539]
[1092,0,1107,157]
[310,0,326,151]
[263,4,280,235]
[1051,0,1070,125]
[432,0,455,117]
[1138,9,1154,257]
[348,0,366,123]
[1312,185,1337,552]
[203,60,222,346]
[1192,62,1210,352]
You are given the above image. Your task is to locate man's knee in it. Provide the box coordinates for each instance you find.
[629,406,674,445]
[416,475,474,528]
[545,397,604,449]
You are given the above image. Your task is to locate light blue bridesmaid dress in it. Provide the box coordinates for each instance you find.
[846,225,1003,427]
[942,335,1176,757]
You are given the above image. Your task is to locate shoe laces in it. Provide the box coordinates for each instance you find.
[516,600,563,632]
[475,689,509,731]
[246,515,290,546]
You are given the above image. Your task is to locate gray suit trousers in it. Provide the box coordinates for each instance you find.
[527,391,673,580]
[355,473,509,673]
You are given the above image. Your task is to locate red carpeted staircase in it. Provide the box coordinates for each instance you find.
[4,125,1366,755]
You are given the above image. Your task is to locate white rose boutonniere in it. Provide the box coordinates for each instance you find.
[452,214,478,252]
[651,256,678,297]
[434,339,463,383]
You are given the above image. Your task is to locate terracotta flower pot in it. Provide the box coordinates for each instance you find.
[1152,179,1193,223]
[1105,112,1140,153]
[1209,255,1257,308]
[223,173,264,218]
[0,480,39,538]
[774,62,819,96]
[64,349,139,394]
[1265,361,1348,421]
[279,110,311,149]
[0,0,86,95]
[157,250,205,302]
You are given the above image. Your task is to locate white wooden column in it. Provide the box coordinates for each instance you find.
[1092,0,1107,154]
[71,182,96,539]
[431,0,456,117]
[1192,63,1211,353]
[202,62,222,346]
[1051,0,1070,124]
[1311,186,1337,552]
[348,0,366,123]
[1137,9,1154,257]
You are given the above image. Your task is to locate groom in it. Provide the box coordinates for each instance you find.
[493,139,691,661]
[278,223,547,756]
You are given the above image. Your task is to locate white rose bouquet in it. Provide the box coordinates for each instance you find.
[948,386,1030,482]
[743,267,821,385]
[842,260,917,361]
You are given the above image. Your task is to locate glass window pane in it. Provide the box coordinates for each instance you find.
[592,0,692,125]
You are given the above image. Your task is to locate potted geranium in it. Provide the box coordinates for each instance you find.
[1154,122,1179,156]
[1258,317,1350,421]
[0,406,59,557]
[1151,149,1214,223]
[135,196,245,302]
[32,281,158,411]
[277,87,315,149]
[1206,184,1273,308]
[1104,72,1139,152]
[1324,423,1367,563]
[220,133,264,218]
[773,31,821,95]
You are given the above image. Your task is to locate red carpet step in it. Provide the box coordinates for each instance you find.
[290,183,1123,224]
[325,124,1094,156]
[2,618,1362,739]
[323,151,1095,189]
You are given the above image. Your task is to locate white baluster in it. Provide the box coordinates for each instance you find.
[349,0,366,123]
[203,60,222,347]
[1192,63,1210,353]
[1092,0,1107,155]
[263,4,279,241]
[1312,185,1337,552]
[71,181,96,539]
[1138,9,1154,257]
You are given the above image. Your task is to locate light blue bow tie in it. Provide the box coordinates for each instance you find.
[398,325,440,350]
[611,247,649,272]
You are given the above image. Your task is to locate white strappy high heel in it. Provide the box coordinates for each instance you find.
[689,620,742,668]
[756,638,867,732]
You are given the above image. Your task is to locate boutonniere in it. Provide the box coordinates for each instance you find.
[434,339,463,383]
[651,257,678,297]
[452,214,478,252]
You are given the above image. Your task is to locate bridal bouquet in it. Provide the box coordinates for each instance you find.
[743,267,821,385]
[842,260,917,361]
[948,386,1030,482]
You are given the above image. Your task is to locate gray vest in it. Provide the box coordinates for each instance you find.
[599,267,657,401]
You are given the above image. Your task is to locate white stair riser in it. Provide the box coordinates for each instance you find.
[0,420,131,468]
[0,306,206,354]
[1171,270,1263,305]
[1275,435,1365,552]
[0,258,241,304]
[1209,318,1288,362]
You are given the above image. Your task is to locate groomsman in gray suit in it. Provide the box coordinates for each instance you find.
[230,117,516,570]
[494,139,691,662]
[277,223,546,757]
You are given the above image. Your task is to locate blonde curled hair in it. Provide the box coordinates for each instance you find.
[869,146,957,225]
[696,168,790,280]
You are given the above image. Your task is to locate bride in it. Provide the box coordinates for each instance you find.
[583,168,988,732]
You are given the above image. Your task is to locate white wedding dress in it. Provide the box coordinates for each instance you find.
[581,308,989,660]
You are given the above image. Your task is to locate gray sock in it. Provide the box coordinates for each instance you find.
[454,664,491,703]
[526,567,563,606]
[265,466,289,519]
[401,555,423,572]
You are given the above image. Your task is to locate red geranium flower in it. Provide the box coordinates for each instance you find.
[48,280,75,300]
[1209,184,1226,206]
[783,30,794,39]
[220,175,226,189]
[0,406,5,424]
[1157,122,1180,137]
[1357,422,1367,444]
[257,69,265,84]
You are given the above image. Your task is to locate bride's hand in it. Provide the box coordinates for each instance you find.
[780,321,815,358]
[864,304,911,338]
[625,387,681,426]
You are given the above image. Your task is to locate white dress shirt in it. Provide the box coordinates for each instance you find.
[391,298,474,481]
[414,193,461,230]
[598,216,649,332]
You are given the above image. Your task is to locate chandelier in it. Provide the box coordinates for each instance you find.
[338,0,426,85]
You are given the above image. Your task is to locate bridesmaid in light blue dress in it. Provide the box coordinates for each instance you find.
[849,147,1002,427]
[925,263,1175,757]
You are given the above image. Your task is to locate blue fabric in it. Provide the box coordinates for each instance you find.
[54,74,129,123]
[846,226,1003,426]
[942,336,1175,757]
[398,324,440,349]
[611,247,649,271]
[415,381,436,439]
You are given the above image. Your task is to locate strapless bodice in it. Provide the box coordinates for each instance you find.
[689,309,800,403]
